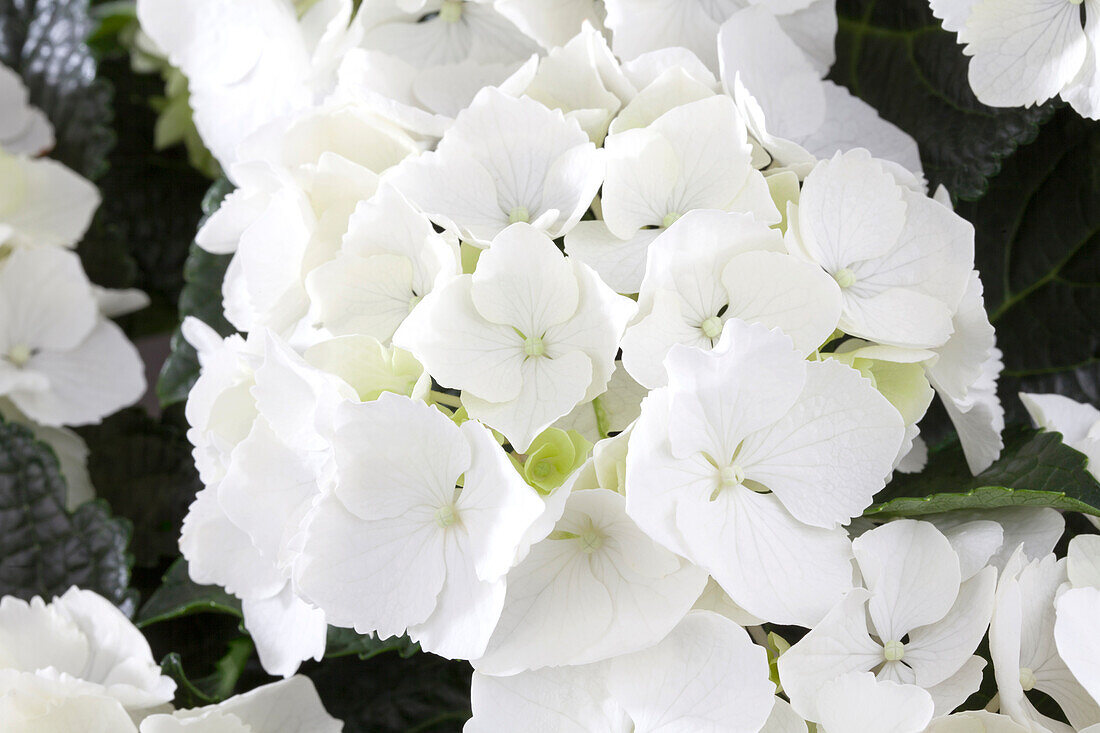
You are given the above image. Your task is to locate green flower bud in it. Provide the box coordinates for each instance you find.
[520,428,592,494]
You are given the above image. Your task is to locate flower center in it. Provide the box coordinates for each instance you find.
[439,0,463,22]
[661,211,681,228]
[883,640,905,662]
[508,206,530,224]
[579,529,604,554]
[532,460,552,479]
[524,335,545,357]
[434,504,458,528]
[834,268,856,288]
[6,344,31,367]
[700,316,723,340]
[1019,667,1036,692]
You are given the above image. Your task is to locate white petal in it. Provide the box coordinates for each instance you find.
[1020,392,1100,447]
[853,520,962,643]
[737,358,903,528]
[963,0,1087,108]
[924,656,988,717]
[1055,587,1100,709]
[905,567,996,687]
[815,672,934,733]
[933,519,1004,580]
[467,664,621,733]
[0,247,96,351]
[565,220,661,295]
[241,586,326,678]
[154,676,341,733]
[607,610,776,733]
[1068,534,1100,589]
[1,155,99,249]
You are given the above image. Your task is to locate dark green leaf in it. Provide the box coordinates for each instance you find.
[157,178,237,407]
[830,0,1055,200]
[325,627,421,661]
[78,408,201,567]
[953,109,1100,414]
[138,557,242,627]
[0,0,114,180]
[161,636,254,707]
[306,652,471,733]
[867,425,1100,518]
[0,418,133,610]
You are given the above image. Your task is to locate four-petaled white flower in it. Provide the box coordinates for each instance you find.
[626,319,905,625]
[779,520,996,720]
[0,248,145,427]
[566,94,779,293]
[787,149,975,350]
[620,209,841,389]
[386,87,604,248]
[294,393,545,659]
[395,223,635,452]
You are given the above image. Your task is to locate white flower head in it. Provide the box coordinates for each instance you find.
[787,149,975,349]
[566,94,779,293]
[137,0,361,171]
[779,520,996,720]
[626,319,904,625]
[621,208,842,389]
[0,588,175,716]
[294,393,545,659]
[304,185,460,344]
[138,676,341,733]
[386,87,604,247]
[0,64,53,156]
[0,150,99,250]
[0,248,145,427]
[990,550,1100,731]
[394,223,635,452]
[467,610,775,732]
[473,487,708,674]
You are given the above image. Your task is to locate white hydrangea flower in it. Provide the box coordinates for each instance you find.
[0,64,53,156]
[137,0,361,170]
[990,549,1100,732]
[719,9,922,178]
[386,87,604,247]
[1053,536,1100,719]
[0,588,175,717]
[394,223,635,452]
[355,0,540,69]
[930,0,1100,119]
[304,185,460,344]
[786,149,975,350]
[294,393,545,659]
[566,94,779,293]
[815,672,935,733]
[779,520,996,719]
[0,248,145,427]
[620,209,841,389]
[199,104,420,339]
[1021,391,1100,481]
[602,0,837,75]
[626,319,904,625]
[467,610,775,732]
[0,150,99,250]
[138,676,341,733]
[501,22,636,144]
[473,487,708,674]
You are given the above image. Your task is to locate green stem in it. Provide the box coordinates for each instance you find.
[430,390,463,409]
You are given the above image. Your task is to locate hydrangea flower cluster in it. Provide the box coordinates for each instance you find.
[120,0,1100,730]
[0,587,339,732]
[0,60,149,507]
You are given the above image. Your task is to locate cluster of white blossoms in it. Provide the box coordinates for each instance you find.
[0,587,340,732]
[0,62,148,507]
[930,0,1100,119]
[128,0,1100,730]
